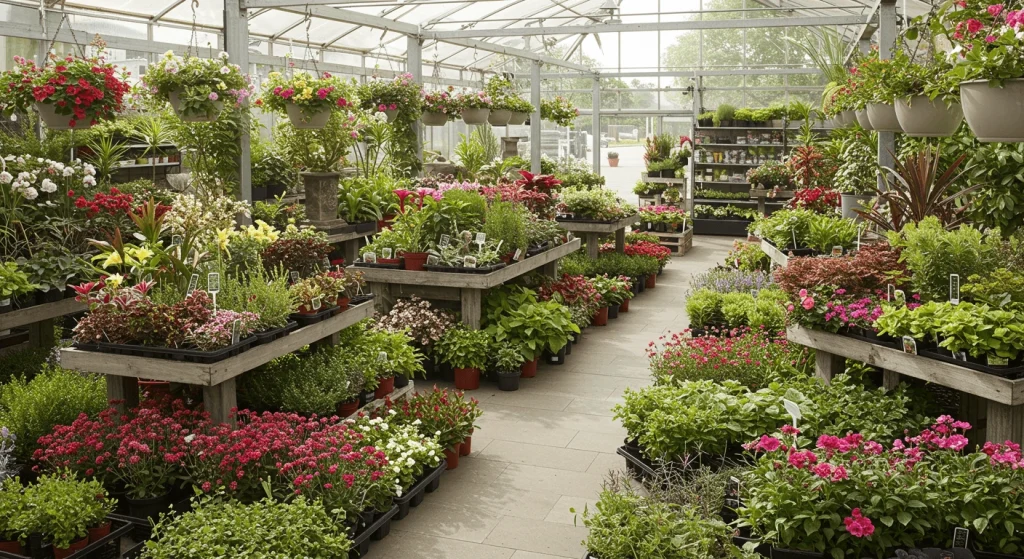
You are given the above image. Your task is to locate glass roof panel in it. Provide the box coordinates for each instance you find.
[160,0,224,27]
[71,0,166,18]
[248,11,304,37]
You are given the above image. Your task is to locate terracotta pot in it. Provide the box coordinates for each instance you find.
[35,102,93,130]
[444,444,461,469]
[422,112,449,126]
[895,96,964,137]
[960,78,1024,142]
[461,430,474,456]
[608,158,619,167]
[0,541,22,554]
[337,399,360,417]
[454,367,480,390]
[88,521,112,542]
[620,298,630,312]
[285,102,331,129]
[167,90,223,122]
[593,307,609,326]
[645,274,656,289]
[403,252,430,271]
[337,296,350,310]
[520,358,538,378]
[375,376,395,399]
[461,108,490,125]
[53,536,89,559]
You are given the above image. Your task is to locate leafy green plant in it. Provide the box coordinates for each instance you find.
[805,214,860,253]
[483,201,528,256]
[485,300,578,360]
[714,104,736,127]
[492,345,525,373]
[219,265,297,331]
[887,217,1000,301]
[0,261,37,300]
[721,292,754,328]
[83,135,129,185]
[962,268,1024,306]
[13,473,114,550]
[454,130,491,180]
[240,346,366,414]
[685,289,723,329]
[435,324,490,369]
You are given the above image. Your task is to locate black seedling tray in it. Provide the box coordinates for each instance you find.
[393,460,447,520]
[920,350,1024,380]
[93,337,257,364]
[352,261,401,269]
[349,294,375,306]
[253,321,298,346]
[290,306,339,327]
[348,505,399,558]
[423,263,507,274]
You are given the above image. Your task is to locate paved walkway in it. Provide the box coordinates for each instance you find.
[367,236,734,559]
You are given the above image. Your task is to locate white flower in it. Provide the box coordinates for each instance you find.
[0,172,11,184]
[219,51,230,60]
[220,66,230,74]
[374,111,389,122]
[184,434,196,443]
[406,457,415,467]
[40,178,56,193]
[15,157,24,165]
[21,187,38,200]
[83,175,96,186]
[83,163,96,176]
[62,167,74,177]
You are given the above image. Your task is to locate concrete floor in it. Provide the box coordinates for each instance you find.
[366,236,734,559]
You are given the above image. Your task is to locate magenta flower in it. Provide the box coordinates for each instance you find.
[988,3,1003,16]
[844,509,875,538]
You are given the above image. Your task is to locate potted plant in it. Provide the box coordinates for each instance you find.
[0,262,37,317]
[456,90,492,125]
[142,50,248,122]
[14,474,116,559]
[714,104,736,127]
[421,87,458,126]
[291,277,327,315]
[358,72,421,123]
[492,344,524,391]
[854,54,904,132]
[888,50,964,137]
[540,96,579,128]
[607,151,620,167]
[259,71,354,129]
[487,299,578,375]
[505,96,534,125]
[435,325,489,390]
[483,201,528,263]
[0,50,130,129]
[0,478,25,554]
[833,133,878,219]
[697,111,715,127]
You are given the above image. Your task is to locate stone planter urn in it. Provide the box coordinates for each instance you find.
[301,172,348,234]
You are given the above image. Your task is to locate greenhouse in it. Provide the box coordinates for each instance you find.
[0,0,1023,557]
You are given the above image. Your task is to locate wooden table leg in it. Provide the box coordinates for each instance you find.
[28,318,55,348]
[987,401,1024,445]
[106,376,139,411]
[615,228,625,254]
[757,196,766,216]
[203,378,238,425]
[585,233,600,259]
[542,260,559,279]
[814,351,845,384]
[343,239,360,266]
[368,282,391,315]
[882,370,900,391]
[460,288,482,329]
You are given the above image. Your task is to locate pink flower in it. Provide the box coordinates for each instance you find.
[780,425,801,436]
[755,435,782,452]
[801,297,815,310]
[208,92,219,101]
[317,88,329,99]
[798,288,808,298]
[844,509,875,538]
[988,4,1003,16]
[786,304,795,312]
[788,449,818,469]
[986,34,997,42]
[967,18,984,33]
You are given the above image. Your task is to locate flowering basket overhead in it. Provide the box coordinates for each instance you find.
[421,87,458,126]
[357,72,422,123]
[258,71,357,129]
[454,90,492,125]
[141,50,250,122]
[540,96,580,128]
[0,52,130,130]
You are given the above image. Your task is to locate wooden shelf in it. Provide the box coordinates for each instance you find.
[647,228,693,256]
[696,143,788,148]
[750,188,795,199]
[556,213,639,234]
[642,177,688,185]
[0,298,85,331]
[356,238,581,290]
[694,162,775,168]
[693,198,782,206]
[116,162,181,169]
[760,238,789,267]
[60,300,375,386]
[352,381,416,418]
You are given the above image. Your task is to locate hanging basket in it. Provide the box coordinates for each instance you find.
[487,109,512,126]
[838,110,856,127]
[894,96,964,137]
[508,111,529,125]
[866,103,902,132]
[960,79,1024,142]
[34,102,92,130]
[168,90,223,122]
[285,103,331,129]
[461,108,490,125]
[854,109,873,130]
[421,112,449,126]
[384,109,399,123]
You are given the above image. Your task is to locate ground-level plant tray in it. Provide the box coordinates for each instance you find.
[0,515,143,559]
[349,505,399,558]
[394,460,447,520]
[253,321,298,346]
[423,263,507,274]
[93,336,257,364]
[693,218,751,237]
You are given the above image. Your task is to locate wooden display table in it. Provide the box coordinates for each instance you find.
[647,227,693,256]
[325,227,377,265]
[60,300,375,424]
[760,238,789,267]
[355,238,581,329]
[787,325,1024,444]
[0,297,86,349]
[557,214,638,259]
[750,188,794,216]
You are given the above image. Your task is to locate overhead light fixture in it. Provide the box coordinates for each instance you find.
[601,0,621,24]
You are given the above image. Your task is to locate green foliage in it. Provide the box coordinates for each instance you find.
[485,300,579,360]
[686,289,723,328]
[12,473,115,549]
[714,104,736,126]
[435,325,490,370]
[84,135,129,185]
[887,217,1000,301]
[965,141,1024,234]
[240,346,366,414]
[453,131,489,180]
[962,268,1024,306]
[142,497,352,559]
[833,132,879,195]
[0,114,74,161]
[492,345,525,373]
[275,111,360,174]
[251,140,298,191]
[0,366,107,461]
[163,108,244,197]
[0,261,37,299]
[0,346,51,385]
[483,201,528,256]
[219,264,297,330]
[805,214,860,253]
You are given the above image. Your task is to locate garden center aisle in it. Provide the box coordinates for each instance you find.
[366,236,736,559]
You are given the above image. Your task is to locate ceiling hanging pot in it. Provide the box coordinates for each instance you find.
[866,103,903,132]
[960,79,1024,142]
[854,108,873,130]
[285,103,331,129]
[168,90,223,123]
[894,96,964,137]
[488,109,512,126]
[421,112,449,126]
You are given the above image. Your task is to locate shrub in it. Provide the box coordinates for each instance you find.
[0,366,107,462]
[142,497,352,559]
[483,201,528,256]
[685,289,723,328]
[435,325,490,370]
[240,347,365,415]
[721,292,754,327]
[13,473,115,549]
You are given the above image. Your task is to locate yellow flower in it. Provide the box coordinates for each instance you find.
[216,229,234,254]
[129,247,154,263]
[101,252,123,268]
[105,274,124,288]
[217,81,227,91]
[269,71,281,78]
[163,50,175,58]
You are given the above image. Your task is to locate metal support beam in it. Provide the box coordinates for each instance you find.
[877,0,897,193]
[224,0,252,208]
[846,0,883,61]
[531,60,542,175]
[592,77,600,174]
[541,68,822,79]
[424,15,870,39]
[408,35,423,176]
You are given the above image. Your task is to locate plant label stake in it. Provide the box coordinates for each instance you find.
[378,351,387,363]
[513,248,523,261]
[208,272,220,311]
[782,399,801,429]
[831,246,843,257]
[856,224,862,249]
[475,232,486,253]
[312,297,322,311]
[364,252,377,264]
[322,257,331,271]
[231,319,241,345]
[567,231,575,242]
[950,274,960,305]
[439,234,450,249]
[426,255,440,266]
[187,274,199,296]
[887,284,895,301]
[894,289,906,307]
[953,528,969,548]
[290,271,300,284]
[382,248,392,260]
[464,255,477,269]
[791,227,798,249]
[172,235,183,246]
[902,336,917,355]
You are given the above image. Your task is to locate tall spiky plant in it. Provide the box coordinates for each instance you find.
[786,28,852,111]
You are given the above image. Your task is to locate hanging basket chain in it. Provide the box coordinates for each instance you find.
[301,6,323,78]
[45,6,87,59]
[187,0,201,59]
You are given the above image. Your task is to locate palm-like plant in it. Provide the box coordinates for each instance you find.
[786,28,851,110]
[855,148,980,231]
[132,117,173,182]
[84,135,129,185]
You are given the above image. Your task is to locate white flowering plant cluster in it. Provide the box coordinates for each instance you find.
[348,413,443,492]
[165,191,251,249]
[142,51,252,118]
[375,295,456,349]
[1,155,96,203]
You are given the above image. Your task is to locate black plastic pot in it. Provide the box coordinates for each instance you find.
[267,183,287,199]
[692,218,751,236]
[496,370,521,391]
[92,336,257,364]
[608,304,620,319]
[571,332,580,345]
[252,186,268,201]
[546,344,567,366]
[770,548,826,559]
[564,339,572,355]
[348,505,398,559]
[126,493,173,523]
[393,461,446,521]
[636,276,647,293]
[394,375,409,388]
[291,305,340,327]
[253,322,298,346]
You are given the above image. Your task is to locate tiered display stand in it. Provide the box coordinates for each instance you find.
[557,214,638,259]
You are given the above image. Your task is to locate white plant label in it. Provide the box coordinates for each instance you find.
[513,248,523,261]
[782,399,802,428]
[831,246,843,257]
[464,255,477,268]
[143,274,152,284]
[791,227,798,248]
[894,289,906,307]
[439,234,450,248]
[290,270,300,283]
[207,273,220,294]
[322,257,331,271]
[856,225,862,249]
[426,255,440,266]
[377,351,388,362]
[950,274,960,305]
[231,319,241,345]
[187,274,199,296]
[902,336,917,355]
[887,284,895,301]
[312,297,322,311]
[364,252,377,264]
[475,232,486,244]
[566,231,575,241]
[381,248,392,260]
[172,235,183,246]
